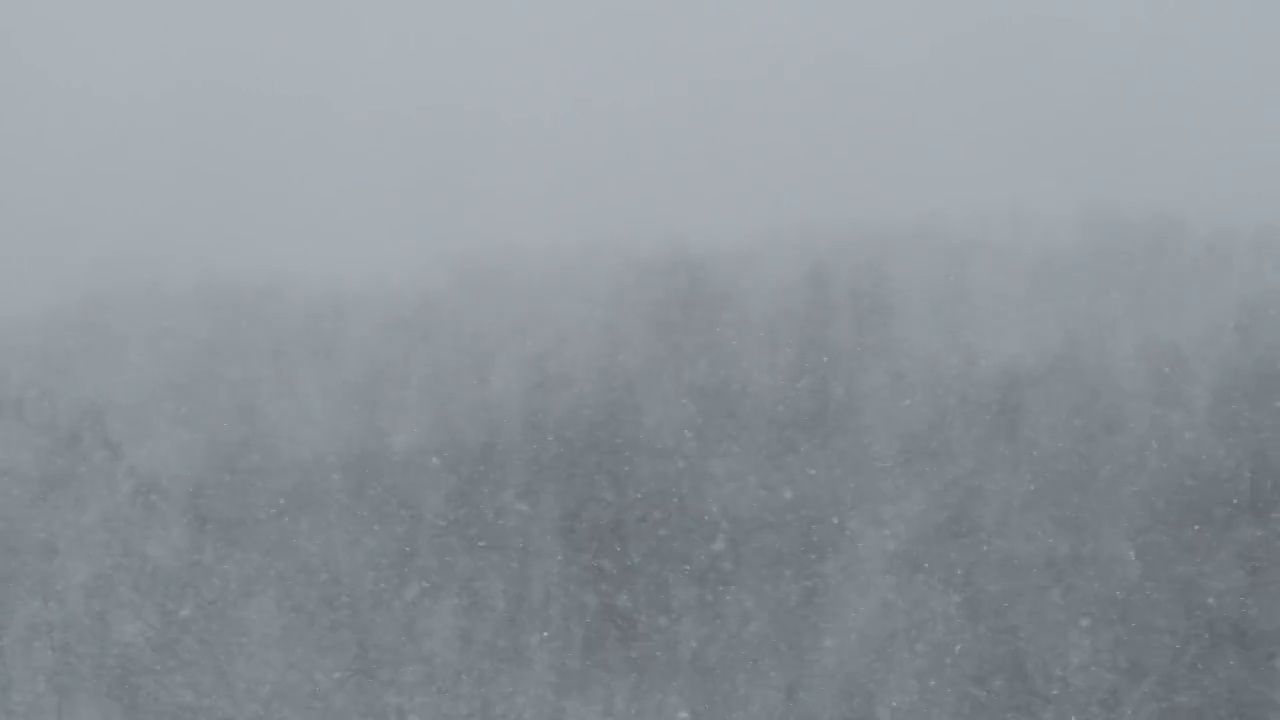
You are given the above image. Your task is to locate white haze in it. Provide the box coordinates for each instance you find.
[5,0,1280,304]
[7,4,1280,719]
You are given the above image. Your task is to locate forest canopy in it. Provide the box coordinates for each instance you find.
[1,218,1279,719]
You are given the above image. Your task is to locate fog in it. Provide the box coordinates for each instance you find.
[6,1,1280,287]
[4,3,1280,720]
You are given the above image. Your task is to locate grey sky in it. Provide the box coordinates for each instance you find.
[3,0,1278,296]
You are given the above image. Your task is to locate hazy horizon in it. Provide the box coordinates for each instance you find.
[6,1,1280,297]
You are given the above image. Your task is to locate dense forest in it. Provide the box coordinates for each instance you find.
[1,218,1279,719]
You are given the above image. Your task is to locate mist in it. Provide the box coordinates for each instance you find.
[4,2,1280,719]
[6,1,1280,286]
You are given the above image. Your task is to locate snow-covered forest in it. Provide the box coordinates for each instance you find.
[2,220,1278,719]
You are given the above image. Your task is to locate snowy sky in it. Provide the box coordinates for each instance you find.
[4,0,1279,298]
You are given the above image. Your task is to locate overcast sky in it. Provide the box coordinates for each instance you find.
[3,0,1279,298]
